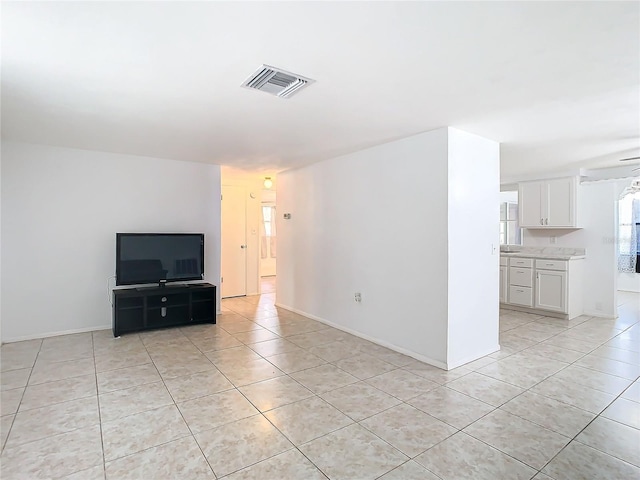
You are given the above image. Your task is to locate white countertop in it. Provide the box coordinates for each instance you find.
[500,252,585,260]
[500,246,586,261]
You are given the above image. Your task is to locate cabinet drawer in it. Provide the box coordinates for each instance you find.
[500,257,508,266]
[509,286,533,307]
[509,258,533,268]
[535,259,567,271]
[509,267,533,287]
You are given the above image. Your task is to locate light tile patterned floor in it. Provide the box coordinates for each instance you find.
[0,284,638,479]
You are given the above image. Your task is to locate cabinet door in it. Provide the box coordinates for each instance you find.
[545,178,575,227]
[499,265,507,303]
[519,182,543,227]
[535,270,567,313]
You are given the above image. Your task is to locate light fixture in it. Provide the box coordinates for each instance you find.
[264,177,273,189]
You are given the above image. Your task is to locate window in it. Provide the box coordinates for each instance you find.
[500,201,521,245]
[261,204,277,259]
[618,190,640,273]
[262,206,273,237]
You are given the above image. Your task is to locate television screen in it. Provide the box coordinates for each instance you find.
[116,233,204,286]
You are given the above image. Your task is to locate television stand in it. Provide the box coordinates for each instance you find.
[113,283,216,337]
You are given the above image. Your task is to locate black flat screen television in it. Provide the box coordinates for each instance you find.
[116,233,204,286]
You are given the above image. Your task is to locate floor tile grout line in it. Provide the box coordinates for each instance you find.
[460,317,640,475]
[91,331,107,480]
[535,372,640,476]
[1,338,43,452]
[140,330,217,478]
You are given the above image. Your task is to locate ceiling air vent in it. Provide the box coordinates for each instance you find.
[241,65,314,99]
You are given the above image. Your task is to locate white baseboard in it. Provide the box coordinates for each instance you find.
[276,303,449,370]
[2,324,111,344]
[583,311,617,319]
[448,345,501,370]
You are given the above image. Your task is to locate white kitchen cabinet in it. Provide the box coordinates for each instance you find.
[507,257,533,307]
[509,286,533,307]
[535,269,567,312]
[519,177,578,228]
[500,255,584,319]
[499,265,508,303]
[519,182,543,227]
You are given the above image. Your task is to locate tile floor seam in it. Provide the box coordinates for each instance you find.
[502,337,640,473]
[355,409,459,460]
[535,381,640,476]
[104,430,195,465]
[0,344,40,454]
[297,422,407,479]
[414,430,536,479]
[1,337,43,453]
[469,343,636,426]
[211,445,299,479]
[237,402,332,479]
[91,331,109,480]
[141,332,217,479]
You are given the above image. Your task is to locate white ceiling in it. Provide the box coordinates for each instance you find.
[2,2,638,180]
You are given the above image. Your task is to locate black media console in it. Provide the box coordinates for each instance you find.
[112,283,217,337]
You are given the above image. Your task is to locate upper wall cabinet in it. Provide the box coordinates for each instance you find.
[519,177,578,228]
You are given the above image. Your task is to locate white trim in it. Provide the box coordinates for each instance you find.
[582,310,617,319]
[500,303,570,319]
[2,324,111,344]
[276,303,449,370]
[448,345,501,370]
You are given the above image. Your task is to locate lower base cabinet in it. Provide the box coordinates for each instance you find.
[500,256,583,319]
[535,269,567,313]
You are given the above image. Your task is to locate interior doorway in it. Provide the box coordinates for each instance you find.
[617,178,640,293]
[260,276,276,294]
[221,185,247,298]
[260,188,277,278]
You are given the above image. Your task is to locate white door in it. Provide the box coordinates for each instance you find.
[519,182,542,227]
[546,178,574,227]
[221,186,247,298]
[535,269,567,312]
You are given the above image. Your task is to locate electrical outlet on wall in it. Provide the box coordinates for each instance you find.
[550,236,557,244]
[354,292,362,303]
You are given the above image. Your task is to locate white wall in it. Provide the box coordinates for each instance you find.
[447,128,500,367]
[522,180,629,317]
[277,128,499,369]
[500,191,518,203]
[0,151,2,342]
[1,142,221,342]
[618,272,640,292]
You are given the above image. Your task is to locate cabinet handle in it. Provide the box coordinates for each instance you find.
[545,218,549,225]
[546,263,554,266]
[516,289,524,293]
[540,218,544,225]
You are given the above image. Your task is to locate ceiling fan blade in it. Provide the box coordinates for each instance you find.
[620,156,640,162]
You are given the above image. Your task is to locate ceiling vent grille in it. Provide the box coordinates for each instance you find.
[242,65,314,99]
